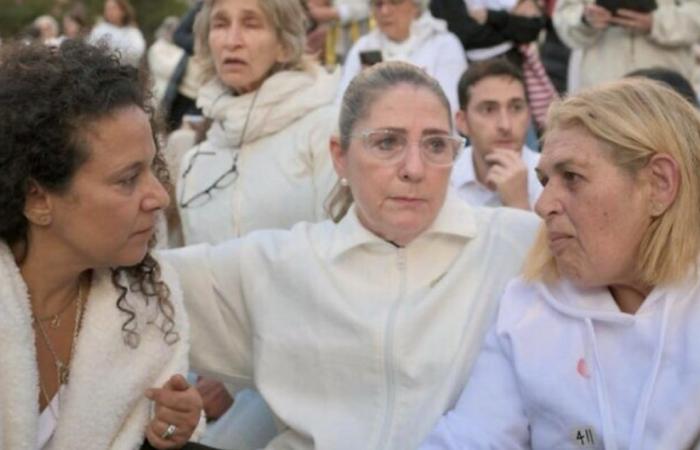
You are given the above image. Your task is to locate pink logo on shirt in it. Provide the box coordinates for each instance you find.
[577,358,591,379]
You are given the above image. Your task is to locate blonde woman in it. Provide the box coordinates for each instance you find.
[423,78,700,449]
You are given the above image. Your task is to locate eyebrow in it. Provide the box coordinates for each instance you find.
[536,158,588,175]
[375,127,450,135]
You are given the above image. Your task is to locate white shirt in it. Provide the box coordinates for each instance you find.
[36,385,64,449]
[450,145,542,209]
[164,191,540,450]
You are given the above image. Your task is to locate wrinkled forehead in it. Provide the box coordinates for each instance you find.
[360,84,452,133]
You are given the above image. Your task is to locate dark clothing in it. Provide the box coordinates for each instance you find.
[430,0,545,51]
[173,1,203,55]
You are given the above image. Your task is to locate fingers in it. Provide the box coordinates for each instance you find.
[485,150,522,169]
[146,375,202,413]
[609,10,652,32]
[584,4,612,28]
[146,419,187,450]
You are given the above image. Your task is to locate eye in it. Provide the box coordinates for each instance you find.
[423,136,448,155]
[536,172,548,187]
[369,132,403,152]
[211,18,228,29]
[118,172,139,189]
[510,102,527,113]
[243,18,262,28]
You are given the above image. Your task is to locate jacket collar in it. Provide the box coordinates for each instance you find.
[329,188,478,259]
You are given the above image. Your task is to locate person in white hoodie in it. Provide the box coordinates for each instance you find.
[164,61,540,450]
[421,77,700,450]
[337,0,467,113]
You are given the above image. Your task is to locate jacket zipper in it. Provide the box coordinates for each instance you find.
[375,248,406,450]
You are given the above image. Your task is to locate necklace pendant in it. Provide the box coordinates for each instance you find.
[49,315,61,329]
[58,362,70,385]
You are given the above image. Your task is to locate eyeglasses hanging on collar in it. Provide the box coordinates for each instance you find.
[178,148,239,209]
[177,85,261,209]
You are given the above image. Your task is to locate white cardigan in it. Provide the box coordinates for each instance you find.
[164,191,540,450]
[0,243,191,450]
[423,271,700,450]
[178,65,340,245]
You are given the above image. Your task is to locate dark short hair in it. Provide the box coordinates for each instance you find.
[457,58,526,110]
[626,67,698,107]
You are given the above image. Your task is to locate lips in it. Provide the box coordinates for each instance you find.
[390,196,426,207]
[547,231,573,253]
[221,57,246,69]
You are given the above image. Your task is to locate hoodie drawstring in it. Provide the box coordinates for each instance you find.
[585,298,672,450]
[586,318,619,450]
[629,298,672,450]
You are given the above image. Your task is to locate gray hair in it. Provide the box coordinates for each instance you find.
[327,61,453,221]
[194,0,310,84]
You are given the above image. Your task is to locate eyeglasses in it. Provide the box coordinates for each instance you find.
[370,0,407,8]
[352,129,464,166]
[178,146,239,209]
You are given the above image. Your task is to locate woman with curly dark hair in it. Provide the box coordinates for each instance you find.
[0,40,204,449]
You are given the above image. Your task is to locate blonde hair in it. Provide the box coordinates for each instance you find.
[523,78,700,286]
[326,61,453,222]
[194,0,310,84]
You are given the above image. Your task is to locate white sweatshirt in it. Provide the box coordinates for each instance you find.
[422,269,700,450]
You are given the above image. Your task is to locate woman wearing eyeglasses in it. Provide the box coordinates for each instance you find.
[175,0,340,246]
[164,61,540,450]
[337,0,467,113]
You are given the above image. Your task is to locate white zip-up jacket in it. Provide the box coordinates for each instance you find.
[422,270,700,450]
[164,192,539,450]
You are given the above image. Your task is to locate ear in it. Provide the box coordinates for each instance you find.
[329,136,348,180]
[24,180,54,226]
[455,109,470,137]
[645,153,680,217]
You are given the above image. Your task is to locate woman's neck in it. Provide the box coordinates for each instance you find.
[14,234,87,316]
[609,282,652,314]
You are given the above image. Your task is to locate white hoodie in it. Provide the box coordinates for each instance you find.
[421,269,700,450]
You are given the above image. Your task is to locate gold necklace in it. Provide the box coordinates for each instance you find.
[33,285,80,329]
[33,276,87,387]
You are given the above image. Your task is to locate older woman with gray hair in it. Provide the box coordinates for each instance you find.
[337,0,467,113]
[423,78,700,449]
[176,0,340,246]
[165,61,539,449]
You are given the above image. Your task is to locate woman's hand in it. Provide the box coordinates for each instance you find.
[610,9,653,33]
[582,4,612,29]
[145,374,203,449]
[469,8,488,24]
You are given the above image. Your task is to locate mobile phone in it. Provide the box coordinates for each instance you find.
[359,50,383,67]
[595,0,656,14]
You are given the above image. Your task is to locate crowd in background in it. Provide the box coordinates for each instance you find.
[5,0,700,449]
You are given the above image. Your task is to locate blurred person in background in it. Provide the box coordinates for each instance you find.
[33,15,60,45]
[338,0,467,113]
[554,0,700,91]
[89,0,146,67]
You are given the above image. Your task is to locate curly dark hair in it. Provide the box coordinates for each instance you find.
[0,40,177,348]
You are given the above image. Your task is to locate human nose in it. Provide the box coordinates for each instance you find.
[397,142,426,182]
[533,181,561,220]
[497,108,513,132]
[143,171,170,211]
[223,23,244,48]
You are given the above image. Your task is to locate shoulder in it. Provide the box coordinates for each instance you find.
[473,206,541,242]
[495,276,547,331]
